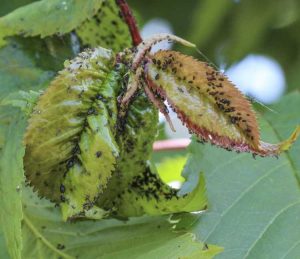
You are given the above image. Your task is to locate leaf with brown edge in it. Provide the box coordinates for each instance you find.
[146,50,300,157]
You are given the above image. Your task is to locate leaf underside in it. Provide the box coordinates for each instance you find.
[147,50,299,156]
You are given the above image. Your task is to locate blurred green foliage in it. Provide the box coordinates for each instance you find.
[129,0,300,92]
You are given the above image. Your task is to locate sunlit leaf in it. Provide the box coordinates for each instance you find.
[115,168,207,217]
[147,50,299,156]
[24,47,122,219]
[0,0,103,47]
[156,156,187,184]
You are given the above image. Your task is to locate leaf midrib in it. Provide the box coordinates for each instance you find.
[23,214,74,259]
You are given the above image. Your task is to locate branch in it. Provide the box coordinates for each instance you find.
[153,139,191,152]
[116,0,142,46]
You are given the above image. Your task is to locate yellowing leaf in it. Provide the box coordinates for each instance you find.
[24,47,121,219]
[147,50,299,157]
[115,169,207,217]
[156,156,187,184]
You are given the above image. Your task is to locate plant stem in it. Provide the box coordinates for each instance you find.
[116,0,142,46]
[115,1,189,153]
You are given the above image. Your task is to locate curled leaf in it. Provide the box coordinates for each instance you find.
[147,50,299,156]
[96,90,160,214]
[97,90,207,218]
[24,47,122,219]
[116,166,207,217]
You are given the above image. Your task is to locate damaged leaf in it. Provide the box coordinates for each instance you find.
[76,0,131,52]
[147,50,300,156]
[24,47,122,219]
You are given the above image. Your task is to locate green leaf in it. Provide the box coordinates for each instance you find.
[223,0,279,63]
[76,0,131,52]
[187,0,234,49]
[96,90,161,215]
[156,156,187,184]
[0,109,27,259]
[183,93,300,258]
[115,169,207,217]
[0,0,103,47]
[0,35,76,258]
[0,39,51,100]
[23,47,122,219]
[96,89,207,218]
[0,215,10,259]
[263,91,300,180]
[147,50,299,156]
[21,187,220,259]
[0,90,41,116]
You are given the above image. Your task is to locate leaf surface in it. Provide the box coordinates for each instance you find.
[21,187,221,259]
[147,50,299,156]
[0,110,26,259]
[24,47,122,219]
[0,36,73,259]
[0,0,103,47]
[182,93,300,259]
[96,90,207,218]
[76,0,131,52]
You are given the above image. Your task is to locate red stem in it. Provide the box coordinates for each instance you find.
[116,0,142,46]
[115,1,189,153]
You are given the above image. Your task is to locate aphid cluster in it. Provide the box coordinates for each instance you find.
[116,33,298,157]
[23,33,299,220]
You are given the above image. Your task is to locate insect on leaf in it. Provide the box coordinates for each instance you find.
[147,50,299,157]
[24,47,122,220]
[21,186,221,259]
[76,0,131,52]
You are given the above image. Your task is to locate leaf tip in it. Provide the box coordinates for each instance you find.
[259,125,300,156]
[278,125,300,152]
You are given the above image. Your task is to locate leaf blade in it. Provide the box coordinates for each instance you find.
[0,110,26,259]
[0,0,103,47]
[147,50,299,156]
[182,93,300,259]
